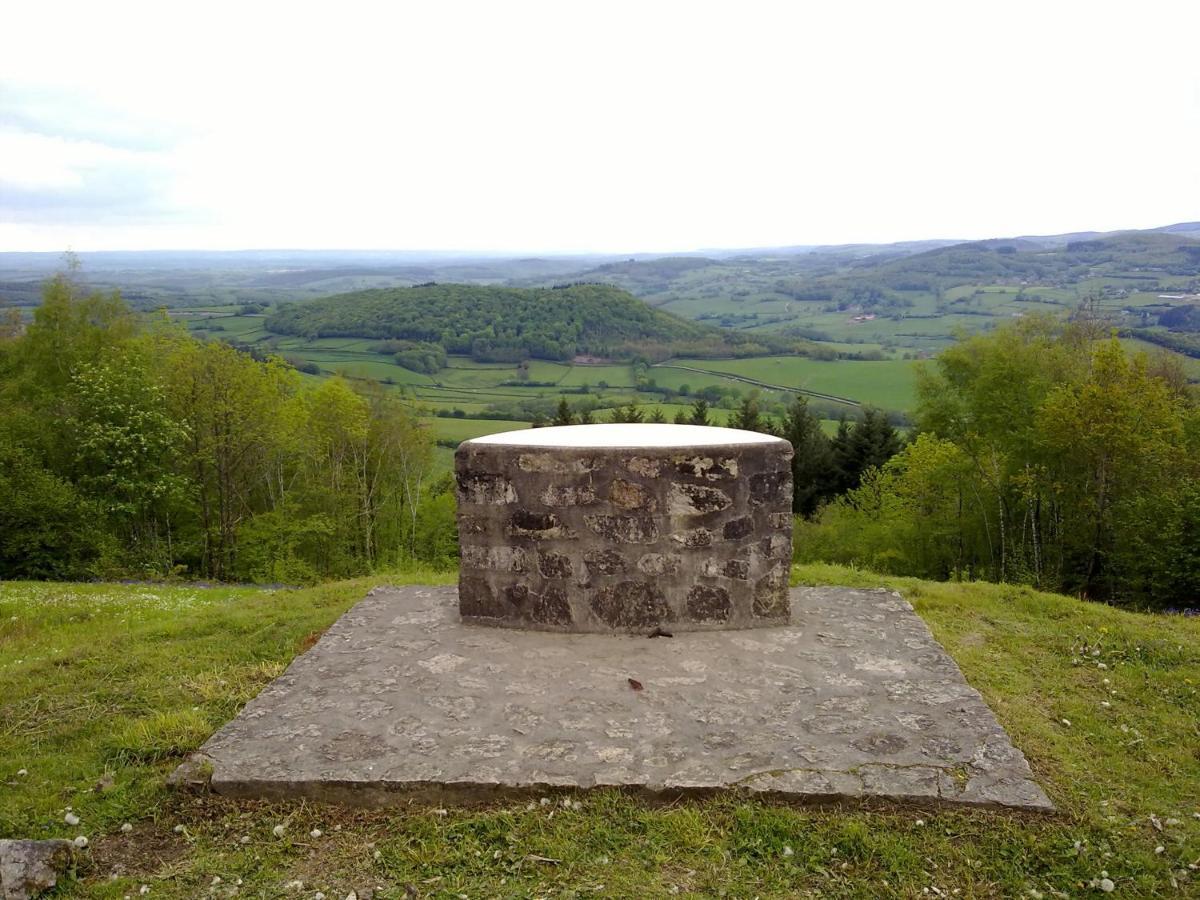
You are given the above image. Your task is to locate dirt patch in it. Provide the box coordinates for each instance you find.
[90,824,189,880]
[297,628,329,653]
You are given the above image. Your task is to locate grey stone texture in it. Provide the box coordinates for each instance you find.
[0,840,75,900]
[455,433,795,632]
[181,585,1053,812]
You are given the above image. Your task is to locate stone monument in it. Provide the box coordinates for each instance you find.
[455,423,794,632]
[176,421,1052,813]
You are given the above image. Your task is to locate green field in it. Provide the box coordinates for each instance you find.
[658,357,921,411]
[421,416,530,443]
[180,311,922,445]
[2,567,1197,896]
[178,292,1196,447]
[1121,336,1200,378]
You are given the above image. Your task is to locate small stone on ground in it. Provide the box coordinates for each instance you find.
[0,839,76,900]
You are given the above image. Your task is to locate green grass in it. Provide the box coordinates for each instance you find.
[2,567,1198,896]
[662,357,921,410]
[1119,337,1200,380]
[423,417,531,443]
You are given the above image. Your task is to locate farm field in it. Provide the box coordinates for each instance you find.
[1119,336,1200,378]
[178,311,920,446]
[657,357,921,411]
[420,416,530,443]
[175,291,1198,449]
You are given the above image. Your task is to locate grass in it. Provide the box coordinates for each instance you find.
[2,567,1198,896]
[662,357,921,410]
[423,416,531,443]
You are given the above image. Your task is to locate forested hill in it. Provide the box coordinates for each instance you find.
[264,282,798,362]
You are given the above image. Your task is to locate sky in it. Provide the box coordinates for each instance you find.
[1,0,1198,254]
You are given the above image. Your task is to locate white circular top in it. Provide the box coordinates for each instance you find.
[467,423,786,448]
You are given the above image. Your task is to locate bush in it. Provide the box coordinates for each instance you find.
[0,443,114,579]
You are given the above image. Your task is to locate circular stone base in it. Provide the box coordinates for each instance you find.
[455,423,794,633]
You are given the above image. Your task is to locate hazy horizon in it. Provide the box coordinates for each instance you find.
[1,213,1199,262]
[3,1,1198,253]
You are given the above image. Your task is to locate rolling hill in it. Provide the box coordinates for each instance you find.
[263,282,798,362]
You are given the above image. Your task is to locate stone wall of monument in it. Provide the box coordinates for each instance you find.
[455,440,794,632]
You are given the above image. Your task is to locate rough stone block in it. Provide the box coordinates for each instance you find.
[456,424,794,633]
[0,840,75,900]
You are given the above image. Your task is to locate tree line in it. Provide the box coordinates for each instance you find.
[546,394,905,519]
[0,271,452,583]
[797,315,1200,607]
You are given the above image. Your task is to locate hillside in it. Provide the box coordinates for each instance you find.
[5,224,1198,358]
[264,282,790,362]
[557,230,1200,307]
[527,229,1200,358]
[1,566,1197,896]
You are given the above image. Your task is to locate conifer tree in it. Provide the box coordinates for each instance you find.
[731,394,762,432]
[781,395,836,516]
[551,397,575,427]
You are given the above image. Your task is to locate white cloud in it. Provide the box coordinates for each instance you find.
[0,131,88,191]
[1,0,1197,251]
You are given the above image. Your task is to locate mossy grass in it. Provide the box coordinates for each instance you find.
[2,566,1197,897]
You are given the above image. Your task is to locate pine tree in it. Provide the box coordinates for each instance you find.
[607,400,644,424]
[731,394,762,432]
[688,397,711,426]
[648,407,666,423]
[551,397,575,427]
[830,416,855,494]
[781,396,836,516]
[832,407,902,493]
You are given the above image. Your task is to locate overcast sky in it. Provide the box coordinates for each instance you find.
[2,1,1198,253]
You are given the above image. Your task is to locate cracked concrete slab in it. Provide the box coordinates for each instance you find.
[183,585,1052,812]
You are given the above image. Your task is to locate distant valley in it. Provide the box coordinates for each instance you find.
[3,222,1197,458]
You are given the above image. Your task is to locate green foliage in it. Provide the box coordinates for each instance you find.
[781,396,835,517]
[0,441,114,579]
[730,394,765,432]
[263,282,780,362]
[13,272,136,399]
[799,318,1200,605]
[551,397,575,426]
[0,272,443,583]
[404,483,459,568]
[68,354,189,547]
[798,434,978,578]
[829,406,902,493]
[607,398,645,424]
[391,339,447,373]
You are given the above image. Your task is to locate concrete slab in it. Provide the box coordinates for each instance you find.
[183,586,1053,812]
